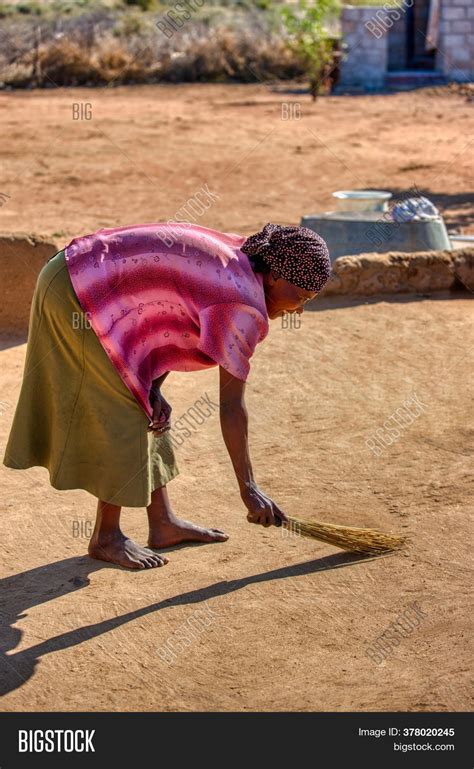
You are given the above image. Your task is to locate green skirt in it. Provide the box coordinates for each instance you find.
[2,250,179,507]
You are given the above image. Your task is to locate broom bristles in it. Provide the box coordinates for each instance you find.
[283,516,406,555]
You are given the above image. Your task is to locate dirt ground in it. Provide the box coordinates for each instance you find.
[0,83,473,238]
[0,293,472,711]
[0,83,472,711]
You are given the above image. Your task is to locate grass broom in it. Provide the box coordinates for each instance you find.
[281,516,406,556]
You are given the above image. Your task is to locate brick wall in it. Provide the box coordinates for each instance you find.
[338,6,388,90]
[437,0,474,81]
[338,1,474,90]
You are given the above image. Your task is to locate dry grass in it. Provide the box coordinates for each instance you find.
[284,517,407,555]
[0,5,309,88]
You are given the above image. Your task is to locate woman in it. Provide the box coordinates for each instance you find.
[3,221,331,570]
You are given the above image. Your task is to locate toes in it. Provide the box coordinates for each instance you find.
[139,548,162,567]
[210,529,229,541]
[145,547,168,566]
[191,527,228,543]
[145,554,166,568]
[144,553,168,567]
[199,529,228,543]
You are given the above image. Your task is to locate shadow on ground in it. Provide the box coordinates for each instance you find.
[0,550,373,697]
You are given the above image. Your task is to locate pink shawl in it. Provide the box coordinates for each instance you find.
[64,222,269,419]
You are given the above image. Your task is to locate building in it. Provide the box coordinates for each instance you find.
[338,0,474,91]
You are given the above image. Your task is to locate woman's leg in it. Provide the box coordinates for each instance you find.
[88,500,169,569]
[147,485,229,548]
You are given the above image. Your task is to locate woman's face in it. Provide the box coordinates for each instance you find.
[262,272,317,319]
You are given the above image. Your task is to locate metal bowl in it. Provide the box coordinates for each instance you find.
[332,190,393,213]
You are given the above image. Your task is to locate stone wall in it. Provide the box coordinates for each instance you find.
[438,0,474,81]
[320,248,473,296]
[338,5,388,90]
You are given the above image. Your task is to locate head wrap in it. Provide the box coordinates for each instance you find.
[241,222,331,293]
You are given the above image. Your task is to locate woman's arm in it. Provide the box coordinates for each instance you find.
[219,366,254,491]
[219,366,288,528]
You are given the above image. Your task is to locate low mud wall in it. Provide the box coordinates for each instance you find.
[0,234,60,332]
[0,235,472,332]
[320,249,473,297]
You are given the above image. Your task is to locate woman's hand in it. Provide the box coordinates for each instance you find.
[241,482,288,528]
[148,388,172,435]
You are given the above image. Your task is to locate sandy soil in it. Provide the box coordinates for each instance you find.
[0,83,472,711]
[0,83,473,239]
[0,293,472,711]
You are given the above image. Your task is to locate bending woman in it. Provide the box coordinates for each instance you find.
[3,222,331,570]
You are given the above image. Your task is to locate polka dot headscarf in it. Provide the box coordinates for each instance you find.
[241,222,331,293]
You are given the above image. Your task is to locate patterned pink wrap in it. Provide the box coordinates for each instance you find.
[64,222,269,419]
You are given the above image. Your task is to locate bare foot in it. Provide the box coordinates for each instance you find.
[88,531,169,570]
[148,517,229,549]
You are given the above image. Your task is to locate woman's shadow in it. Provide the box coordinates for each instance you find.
[0,549,372,697]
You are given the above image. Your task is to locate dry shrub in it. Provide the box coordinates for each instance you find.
[92,36,148,82]
[159,27,304,83]
[0,11,306,88]
[0,61,33,88]
[38,39,93,85]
